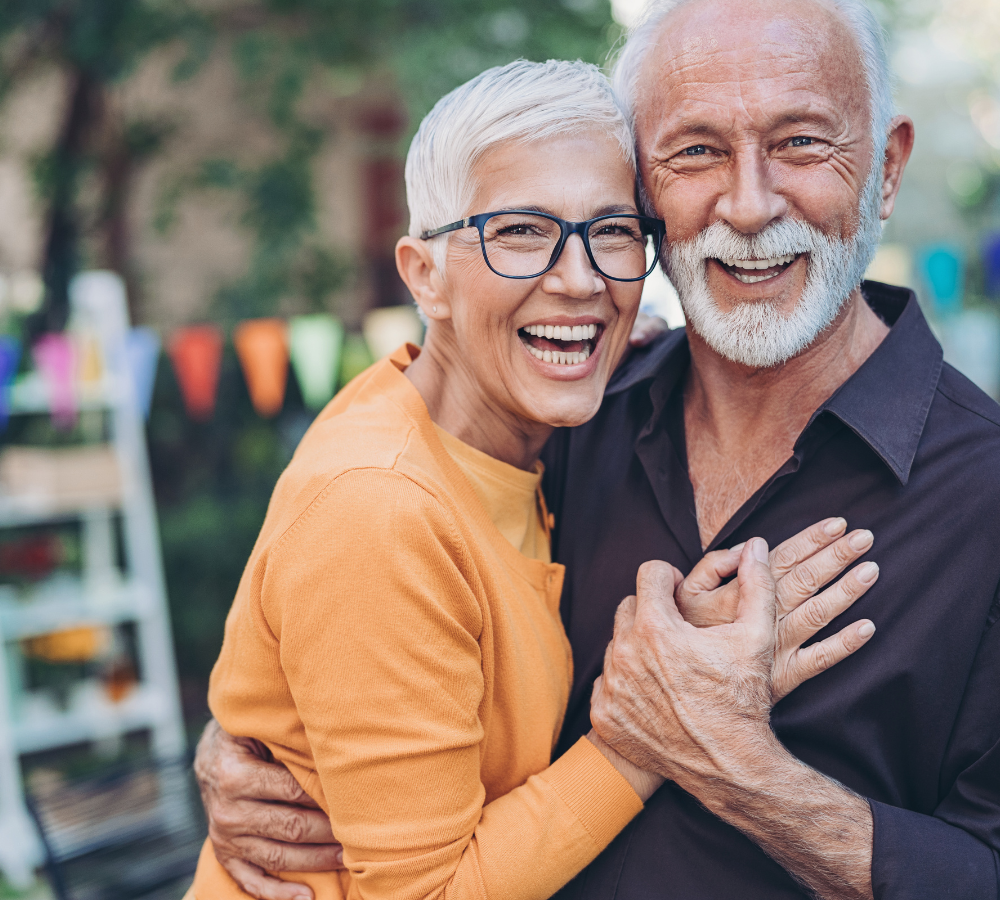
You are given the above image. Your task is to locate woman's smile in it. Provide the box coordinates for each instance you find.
[518,319,604,373]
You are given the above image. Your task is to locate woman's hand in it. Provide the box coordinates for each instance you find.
[675,518,877,701]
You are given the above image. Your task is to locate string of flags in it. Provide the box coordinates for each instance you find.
[0,305,423,429]
[5,238,1000,429]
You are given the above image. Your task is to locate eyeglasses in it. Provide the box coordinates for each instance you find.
[420,210,666,282]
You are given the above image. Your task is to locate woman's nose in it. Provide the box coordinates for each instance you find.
[540,234,605,298]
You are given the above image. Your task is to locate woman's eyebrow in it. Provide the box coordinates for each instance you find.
[492,203,637,217]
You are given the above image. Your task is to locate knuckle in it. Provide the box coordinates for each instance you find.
[257,842,288,874]
[277,811,308,844]
[790,560,821,593]
[770,543,798,572]
[211,803,242,834]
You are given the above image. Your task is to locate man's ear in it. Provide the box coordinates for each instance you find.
[879,115,915,221]
[396,237,451,320]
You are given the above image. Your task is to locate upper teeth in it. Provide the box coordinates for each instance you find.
[721,254,796,269]
[523,323,598,340]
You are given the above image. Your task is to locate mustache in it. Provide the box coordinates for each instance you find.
[665,218,831,269]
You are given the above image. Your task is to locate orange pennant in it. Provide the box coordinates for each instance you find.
[168,325,224,422]
[233,318,289,418]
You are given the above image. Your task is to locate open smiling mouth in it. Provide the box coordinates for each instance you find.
[715,253,801,284]
[518,323,601,366]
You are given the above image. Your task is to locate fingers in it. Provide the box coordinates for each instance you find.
[735,538,776,627]
[781,560,879,649]
[769,517,847,580]
[773,619,876,701]
[628,312,670,347]
[223,833,346,874]
[635,560,686,626]
[775,529,874,618]
[217,854,315,900]
[679,546,742,596]
[210,795,336,846]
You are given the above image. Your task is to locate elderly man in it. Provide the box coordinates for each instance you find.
[194,0,1000,898]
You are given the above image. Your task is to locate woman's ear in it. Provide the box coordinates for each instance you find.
[396,237,451,320]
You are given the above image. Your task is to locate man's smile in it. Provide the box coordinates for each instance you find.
[713,253,803,284]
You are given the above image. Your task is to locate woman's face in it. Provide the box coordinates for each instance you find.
[436,130,645,429]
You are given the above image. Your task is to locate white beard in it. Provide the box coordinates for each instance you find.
[664,165,883,369]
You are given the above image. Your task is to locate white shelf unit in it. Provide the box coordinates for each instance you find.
[0,273,186,888]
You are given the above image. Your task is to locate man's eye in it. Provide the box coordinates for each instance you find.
[683,145,709,156]
[790,136,815,147]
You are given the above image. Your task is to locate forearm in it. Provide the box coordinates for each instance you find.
[674,732,873,900]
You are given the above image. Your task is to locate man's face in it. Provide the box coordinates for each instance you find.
[634,0,883,367]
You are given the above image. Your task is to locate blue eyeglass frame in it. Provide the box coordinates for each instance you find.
[420,210,667,282]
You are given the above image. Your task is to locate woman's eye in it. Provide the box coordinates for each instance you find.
[790,136,815,147]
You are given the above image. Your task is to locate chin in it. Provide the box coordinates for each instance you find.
[528,391,603,429]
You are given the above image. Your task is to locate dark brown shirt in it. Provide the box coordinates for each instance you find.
[544,283,1000,900]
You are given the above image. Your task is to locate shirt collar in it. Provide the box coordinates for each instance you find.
[611,282,944,487]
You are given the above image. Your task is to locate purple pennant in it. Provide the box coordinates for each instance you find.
[984,233,1000,299]
[0,336,21,429]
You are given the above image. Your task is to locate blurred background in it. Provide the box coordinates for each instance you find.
[0,0,997,895]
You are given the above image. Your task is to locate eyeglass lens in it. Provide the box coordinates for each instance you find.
[481,214,655,280]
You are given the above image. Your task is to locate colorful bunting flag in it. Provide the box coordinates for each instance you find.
[919,244,964,316]
[0,336,20,429]
[865,243,913,288]
[233,318,289,418]
[984,233,1000,298]
[33,333,77,430]
[290,314,344,411]
[168,325,223,422]
[339,333,374,387]
[362,306,424,361]
[127,327,161,420]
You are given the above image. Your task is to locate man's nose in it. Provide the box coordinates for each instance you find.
[541,233,605,298]
[714,150,787,234]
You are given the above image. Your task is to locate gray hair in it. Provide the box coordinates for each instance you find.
[611,0,896,169]
[406,59,635,272]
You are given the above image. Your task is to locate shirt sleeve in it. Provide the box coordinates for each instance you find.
[260,468,644,900]
[870,588,1000,900]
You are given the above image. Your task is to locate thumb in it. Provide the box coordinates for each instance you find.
[735,537,777,629]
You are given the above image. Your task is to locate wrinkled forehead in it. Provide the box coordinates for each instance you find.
[634,0,870,136]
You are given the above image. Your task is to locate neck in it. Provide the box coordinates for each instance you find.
[404,325,553,471]
[683,287,889,547]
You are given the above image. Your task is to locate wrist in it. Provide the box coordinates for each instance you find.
[586,730,664,802]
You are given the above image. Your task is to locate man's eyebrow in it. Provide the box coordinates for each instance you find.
[657,109,843,146]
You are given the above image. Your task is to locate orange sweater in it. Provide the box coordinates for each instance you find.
[190,345,643,900]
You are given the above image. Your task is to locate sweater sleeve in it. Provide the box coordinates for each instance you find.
[254,468,642,900]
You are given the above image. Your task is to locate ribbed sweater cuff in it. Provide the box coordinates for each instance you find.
[541,736,645,849]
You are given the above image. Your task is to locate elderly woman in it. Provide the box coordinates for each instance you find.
[188,60,875,900]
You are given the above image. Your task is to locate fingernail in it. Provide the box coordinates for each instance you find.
[858,621,876,638]
[858,561,879,583]
[849,529,873,551]
[824,517,847,536]
[753,537,769,562]
[729,542,746,554]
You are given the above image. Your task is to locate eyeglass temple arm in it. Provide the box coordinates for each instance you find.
[420,218,473,240]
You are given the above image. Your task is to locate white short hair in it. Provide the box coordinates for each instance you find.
[406,59,636,271]
[610,0,896,166]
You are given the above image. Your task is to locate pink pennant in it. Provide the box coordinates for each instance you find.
[33,334,77,430]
